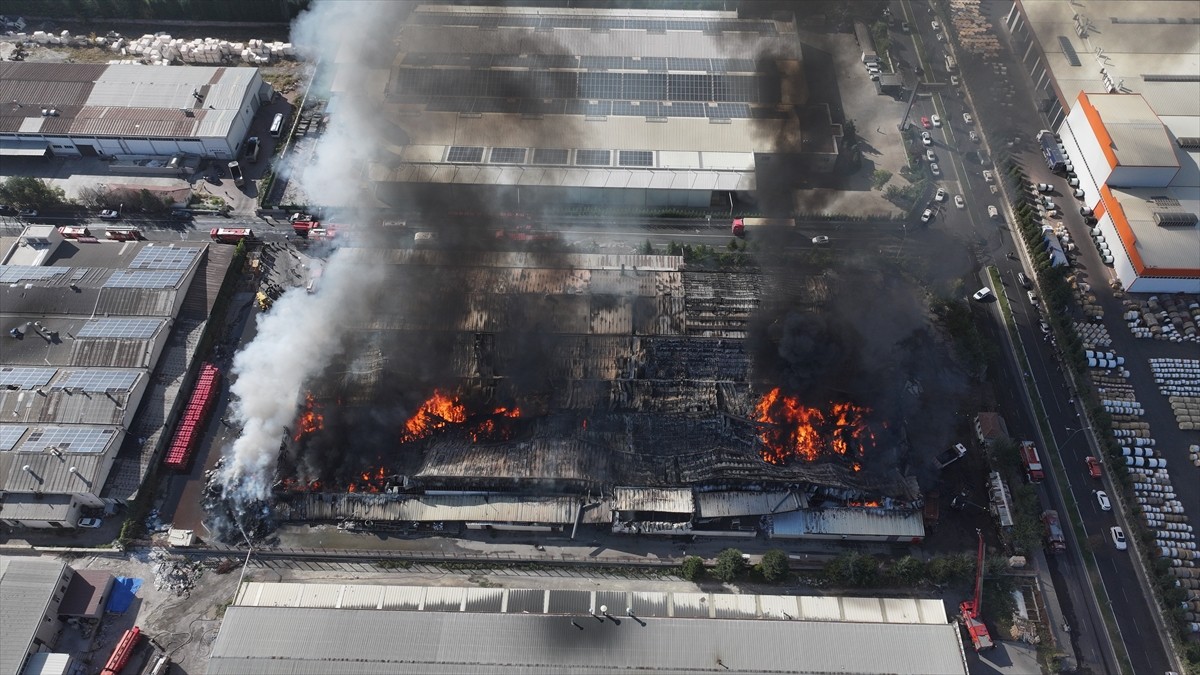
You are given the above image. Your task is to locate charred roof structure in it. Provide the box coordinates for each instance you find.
[0,228,230,528]
[359,4,841,210]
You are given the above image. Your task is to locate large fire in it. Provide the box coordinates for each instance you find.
[293,392,324,441]
[754,388,877,467]
[402,390,521,443]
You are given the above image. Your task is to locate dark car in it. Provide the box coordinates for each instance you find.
[17,208,38,219]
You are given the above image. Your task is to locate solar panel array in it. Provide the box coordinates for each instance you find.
[24,426,117,454]
[421,97,761,119]
[1057,36,1081,66]
[532,148,570,165]
[0,367,56,389]
[575,150,611,166]
[447,146,486,163]
[618,150,654,167]
[490,147,527,164]
[409,13,778,34]
[103,269,185,288]
[77,317,164,339]
[403,54,759,73]
[58,369,139,392]
[128,246,201,270]
[0,266,68,283]
[394,69,764,103]
[0,425,26,451]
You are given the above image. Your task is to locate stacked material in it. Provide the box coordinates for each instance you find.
[1149,359,1200,431]
[1124,294,1200,343]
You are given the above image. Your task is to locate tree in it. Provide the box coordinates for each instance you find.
[0,176,67,209]
[679,555,704,582]
[871,169,893,190]
[712,548,746,583]
[641,239,654,255]
[758,549,790,583]
[890,555,925,586]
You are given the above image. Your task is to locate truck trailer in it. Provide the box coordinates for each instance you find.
[1042,510,1067,553]
[1020,441,1045,483]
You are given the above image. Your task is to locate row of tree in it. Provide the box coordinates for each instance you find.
[0,176,175,214]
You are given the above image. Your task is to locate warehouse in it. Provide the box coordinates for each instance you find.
[207,582,969,675]
[1004,0,1200,293]
[0,62,270,160]
[363,4,841,210]
[0,228,209,528]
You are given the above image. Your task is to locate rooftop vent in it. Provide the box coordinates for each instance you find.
[1152,211,1198,227]
[1176,137,1200,149]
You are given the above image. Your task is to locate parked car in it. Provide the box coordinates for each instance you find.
[930,162,941,176]
[17,208,38,219]
[921,208,933,223]
[968,130,979,143]
[1027,290,1039,305]
[1039,319,1051,335]
[982,170,994,183]
[921,116,932,129]
[934,188,947,202]
[972,287,993,301]
[1110,526,1127,550]
[962,112,973,124]
[901,21,911,33]
[931,114,942,127]
[228,161,245,188]
[1085,456,1102,478]
[988,205,1000,219]
[811,235,830,245]
[77,517,103,528]
[1018,272,1031,288]
[1096,491,1111,511]
[931,20,941,31]
[98,209,121,221]
[954,195,965,209]
[950,75,959,86]
[244,136,261,163]
[926,149,936,162]
[921,131,933,146]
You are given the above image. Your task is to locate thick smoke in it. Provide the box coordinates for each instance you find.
[216,0,398,502]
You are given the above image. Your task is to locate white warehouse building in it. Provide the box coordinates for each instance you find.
[0,62,271,161]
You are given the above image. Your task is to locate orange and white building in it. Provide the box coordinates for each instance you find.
[1005,0,1200,293]
[1058,92,1199,293]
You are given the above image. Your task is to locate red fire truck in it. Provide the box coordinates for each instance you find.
[292,217,319,237]
[58,226,92,239]
[104,227,142,242]
[1019,441,1045,483]
[730,217,794,237]
[210,227,253,244]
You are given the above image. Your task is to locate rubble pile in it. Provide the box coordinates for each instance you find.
[202,458,280,545]
[149,548,203,597]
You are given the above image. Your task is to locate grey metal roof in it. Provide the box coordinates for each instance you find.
[1088,95,1180,168]
[0,286,179,317]
[208,605,968,675]
[2,439,115,493]
[288,493,592,525]
[695,490,804,518]
[772,507,926,539]
[0,558,67,675]
[0,389,128,426]
[611,486,695,513]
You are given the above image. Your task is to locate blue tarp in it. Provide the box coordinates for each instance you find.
[106,577,143,613]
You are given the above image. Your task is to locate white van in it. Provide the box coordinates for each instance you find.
[269,112,285,138]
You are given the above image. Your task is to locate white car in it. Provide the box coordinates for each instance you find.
[931,20,941,31]
[926,149,936,162]
[982,170,994,183]
[987,205,999,219]
[934,188,947,203]
[954,195,965,209]
[969,131,979,143]
[921,131,932,146]
[931,114,941,127]
[1111,526,1127,550]
[99,209,121,221]
[1096,491,1111,511]
[931,163,941,176]
[77,517,103,528]
[811,235,830,245]
[921,208,933,223]
[972,287,993,301]
[1039,319,1051,335]
[950,75,959,86]
[962,112,973,124]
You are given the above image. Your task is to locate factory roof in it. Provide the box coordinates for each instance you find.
[287,493,598,525]
[772,507,926,540]
[695,490,804,518]
[209,600,967,675]
[1078,93,1179,169]
[0,62,259,139]
[612,487,695,513]
[0,558,67,675]
[1101,184,1200,277]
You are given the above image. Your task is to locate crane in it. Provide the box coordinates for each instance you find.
[959,529,995,651]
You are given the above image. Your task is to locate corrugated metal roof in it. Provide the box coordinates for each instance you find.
[0,494,74,522]
[209,605,968,675]
[3,448,112,493]
[695,490,804,518]
[72,106,200,138]
[0,390,127,427]
[772,507,926,539]
[288,493,589,524]
[611,486,694,513]
[1110,185,1200,272]
[0,558,67,675]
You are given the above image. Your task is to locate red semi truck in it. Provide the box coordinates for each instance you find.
[1020,441,1045,483]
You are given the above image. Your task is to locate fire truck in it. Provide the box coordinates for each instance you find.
[1042,510,1067,553]
[731,217,794,237]
[210,227,253,244]
[958,530,994,651]
[1019,441,1045,483]
[291,215,319,237]
[104,227,142,241]
[58,226,91,239]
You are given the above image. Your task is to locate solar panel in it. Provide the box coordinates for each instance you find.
[0,425,26,451]
[1058,36,1081,66]
[668,58,710,72]
[447,146,485,163]
[575,150,611,166]
[663,102,707,117]
[618,150,654,167]
[0,266,68,283]
[58,369,139,392]
[24,426,117,454]
[532,148,570,165]
[490,147,527,164]
[128,246,201,270]
[77,317,163,339]
[0,367,57,389]
[103,269,185,288]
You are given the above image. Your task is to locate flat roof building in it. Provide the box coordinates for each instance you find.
[0,229,209,528]
[0,558,73,675]
[1004,1,1200,293]
[0,62,269,160]
[207,582,969,674]
[360,4,840,211]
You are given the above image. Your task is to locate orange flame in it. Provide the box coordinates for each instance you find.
[293,392,324,441]
[754,388,876,465]
[402,390,521,443]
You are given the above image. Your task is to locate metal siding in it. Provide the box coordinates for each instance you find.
[840,596,885,623]
[799,595,840,620]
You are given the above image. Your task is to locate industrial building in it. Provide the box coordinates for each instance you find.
[0,227,218,528]
[1003,0,1200,293]
[206,581,969,674]
[361,4,842,209]
[0,62,270,160]
[0,556,113,675]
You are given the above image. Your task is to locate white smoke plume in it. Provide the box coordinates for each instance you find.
[217,0,398,501]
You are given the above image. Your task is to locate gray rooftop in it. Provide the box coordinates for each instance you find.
[0,558,67,675]
[209,604,967,675]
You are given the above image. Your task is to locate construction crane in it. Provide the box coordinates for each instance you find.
[959,529,995,651]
